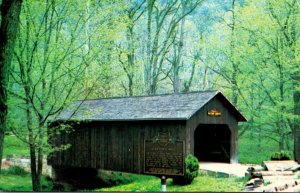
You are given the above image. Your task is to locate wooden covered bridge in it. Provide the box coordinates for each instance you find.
[48,90,247,181]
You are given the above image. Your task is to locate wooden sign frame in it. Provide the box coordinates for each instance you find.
[144,132,185,176]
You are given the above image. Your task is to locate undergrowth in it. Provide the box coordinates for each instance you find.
[0,166,53,191]
[238,133,282,164]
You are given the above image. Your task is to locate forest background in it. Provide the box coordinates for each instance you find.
[0,0,299,191]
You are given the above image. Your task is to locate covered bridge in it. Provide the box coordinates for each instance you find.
[48,90,247,177]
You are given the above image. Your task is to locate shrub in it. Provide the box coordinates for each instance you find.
[2,165,28,176]
[172,154,199,185]
[41,176,54,191]
[270,151,292,160]
[100,171,134,186]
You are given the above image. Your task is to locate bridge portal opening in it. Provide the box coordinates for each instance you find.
[194,124,231,163]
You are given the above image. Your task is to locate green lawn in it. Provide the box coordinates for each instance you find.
[0,174,32,191]
[3,135,29,158]
[0,166,53,192]
[0,169,244,192]
[95,174,244,192]
[0,174,54,191]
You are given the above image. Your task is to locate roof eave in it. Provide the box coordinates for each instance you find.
[216,91,248,122]
[54,117,188,122]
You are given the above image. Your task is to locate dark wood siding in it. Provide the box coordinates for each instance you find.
[48,92,244,174]
[186,95,239,163]
[49,120,186,174]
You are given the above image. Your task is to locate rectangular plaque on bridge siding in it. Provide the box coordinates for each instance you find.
[144,132,185,176]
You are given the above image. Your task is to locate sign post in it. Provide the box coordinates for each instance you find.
[161,176,166,192]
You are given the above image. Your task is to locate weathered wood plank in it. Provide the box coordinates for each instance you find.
[254,180,300,192]
[262,160,300,171]
[50,121,189,174]
[263,176,297,183]
[282,184,300,192]
[260,171,294,176]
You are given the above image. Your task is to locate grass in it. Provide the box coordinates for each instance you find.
[96,173,244,192]
[238,133,281,164]
[3,134,29,158]
[0,169,244,192]
[0,166,32,191]
[0,174,32,191]
[0,166,52,192]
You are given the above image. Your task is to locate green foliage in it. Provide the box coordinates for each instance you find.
[98,171,136,187]
[172,154,199,185]
[238,133,280,164]
[270,151,293,160]
[40,176,54,191]
[1,166,28,176]
[2,0,300,191]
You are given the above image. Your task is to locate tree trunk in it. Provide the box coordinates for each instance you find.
[230,0,238,105]
[26,97,40,191]
[0,0,23,172]
[173,1,186,93]
[127,24,134,96]
[0,125,3,173]
[294,87,300,163]
[37,121,44,191]
[279,62,285,151]
[128,75,133,96]
[29,143,39,191]
[145,0,154,95]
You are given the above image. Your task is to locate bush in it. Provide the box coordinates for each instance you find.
[99,171,134,187]
[172,154,199,185]
[41,176,54,191]
[2,165,29,176]
[270,151,292,160]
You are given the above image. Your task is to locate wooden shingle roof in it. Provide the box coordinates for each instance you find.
[55,90,247,122]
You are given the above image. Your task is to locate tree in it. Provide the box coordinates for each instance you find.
[81,0,130,98]
[144,0,202,95]
[117,0,146,96]
[196,0,298,156]
[8,0,107,190]
[0,0,23,173]
[224,0,299,153]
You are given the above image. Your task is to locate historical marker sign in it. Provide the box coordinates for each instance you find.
[144,132,185,176]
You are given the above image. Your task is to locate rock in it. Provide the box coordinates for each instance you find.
[245,178,264,188]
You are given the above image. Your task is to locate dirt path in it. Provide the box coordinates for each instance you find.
[199,162,258,178]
